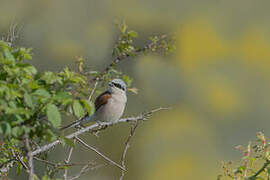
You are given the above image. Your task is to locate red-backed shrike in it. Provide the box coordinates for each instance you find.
[61,79,127,130]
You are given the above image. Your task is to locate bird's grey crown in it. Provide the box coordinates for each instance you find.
[109,79,127,91]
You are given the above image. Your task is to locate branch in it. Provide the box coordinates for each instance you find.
[11,149,29,171]
[30,107,168,157]
[68,163,104,180]
[93,35,168,82]
[119,120,139,180]
[88,81,98,101]
[248,160,270,179]
[24,134,35,180]
[1,23,21,46]
[75,137,125,171]
[0,159,15,176]
[64,140,75,180]
[34,157,92,167]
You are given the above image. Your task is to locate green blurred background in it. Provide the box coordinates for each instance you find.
[2,0,270,179]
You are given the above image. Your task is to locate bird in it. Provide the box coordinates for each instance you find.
[60,79,127,130]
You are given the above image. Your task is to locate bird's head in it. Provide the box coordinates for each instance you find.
[108,79,127,94]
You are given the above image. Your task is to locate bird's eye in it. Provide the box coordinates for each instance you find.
[112,82,125,91]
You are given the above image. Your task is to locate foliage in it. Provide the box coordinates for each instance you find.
[0,22,175,179]
[219,132,270,180]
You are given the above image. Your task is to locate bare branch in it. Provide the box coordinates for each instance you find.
[34,156,93,167]
[119,121,139,180]
[68,163,104,180]
[75,137,125,171]
[88,81,98,101]
[1,23,21,46]
[64,140,75,180]
[30,107,168,157]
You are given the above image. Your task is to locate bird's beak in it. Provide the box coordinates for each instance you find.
[109,82,113,87]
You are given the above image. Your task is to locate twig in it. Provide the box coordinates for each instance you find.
[24,134,35,180]
[0,159,15,176]
[92,35,168,82]
[1,23,21,46]
[64,140,75,180]
[119,121,139,180]
[11,149,29,171]
[75,137,126,171]
[248,160,270,179]
[34,157,59,167]
[68,163,104,180]
[30,107,168,157]
[34,156,93,167]
[88,81,98,101]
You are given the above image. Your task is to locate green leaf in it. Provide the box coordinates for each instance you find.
[72,100,84,118]
[1,122,11,136]
[11,127,21,137]
[255,177,264,180]
[80,99,94,115]
[45,129,57,142]
[24,93,34,108]
[16,163,22,175]
[128,30,138,38]
[4,49,15,62]
[61,137,75,148]
[122,74,133,87]
[23,65,37,75]
[267,167,270,175]
[46,104,61,128]
[41,72,57,84]
[53,91,72,101]
[33,89,51,98]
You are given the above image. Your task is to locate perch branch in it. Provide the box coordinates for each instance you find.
[30,107,168,157]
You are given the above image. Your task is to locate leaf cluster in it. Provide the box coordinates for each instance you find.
[219,132,270,180]
[0,41,95,141]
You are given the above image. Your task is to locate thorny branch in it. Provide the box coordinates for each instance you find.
[75,136,125,171]
[119,121,139,180]
[30,107,168,157]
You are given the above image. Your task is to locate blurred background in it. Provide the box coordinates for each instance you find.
[2,0,270,179]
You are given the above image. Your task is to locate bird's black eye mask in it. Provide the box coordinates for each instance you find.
[112,82,125,91]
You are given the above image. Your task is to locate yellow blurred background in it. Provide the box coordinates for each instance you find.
[2,0,270,179]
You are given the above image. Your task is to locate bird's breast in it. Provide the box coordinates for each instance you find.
[95,93,126,122]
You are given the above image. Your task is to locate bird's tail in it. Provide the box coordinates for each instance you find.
[60,113,93,130]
